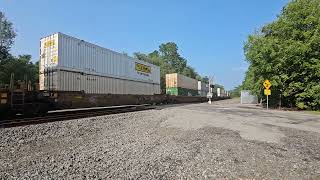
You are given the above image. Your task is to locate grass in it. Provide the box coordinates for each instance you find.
[304,110,320,115]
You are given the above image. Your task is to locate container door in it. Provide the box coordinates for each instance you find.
[79,73,84,92]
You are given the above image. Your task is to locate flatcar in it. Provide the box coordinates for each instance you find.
[0,87,217,118]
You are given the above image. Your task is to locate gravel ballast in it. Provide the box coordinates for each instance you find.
[1,100,320,179]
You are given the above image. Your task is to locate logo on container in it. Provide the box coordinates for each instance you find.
[135,62,151,76]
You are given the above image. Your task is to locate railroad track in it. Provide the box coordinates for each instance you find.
[0,104,154,128]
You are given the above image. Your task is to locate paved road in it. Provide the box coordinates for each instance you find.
[1,99,320,179]
[165,98,320,143]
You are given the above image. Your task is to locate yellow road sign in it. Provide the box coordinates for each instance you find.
[264,89,271,96]
[263,79,271,90]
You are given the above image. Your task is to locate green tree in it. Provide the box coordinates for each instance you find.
[0,55,39,85]
[134,42,203,93]
[159,42,187,73]
[243,0,320,110]
[0,11,38,86]
[182,66,198,79]
[230,85,242,98]
[0,12,16,62]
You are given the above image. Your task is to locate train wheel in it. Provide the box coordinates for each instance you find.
[37,103,49,116]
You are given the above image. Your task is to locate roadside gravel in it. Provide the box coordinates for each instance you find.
[1,101,320,179]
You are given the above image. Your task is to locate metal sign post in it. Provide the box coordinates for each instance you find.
[267,94,269,110]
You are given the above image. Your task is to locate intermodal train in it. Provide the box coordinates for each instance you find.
[0,33,228,118]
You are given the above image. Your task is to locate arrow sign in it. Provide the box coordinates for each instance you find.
[263,79,271,90]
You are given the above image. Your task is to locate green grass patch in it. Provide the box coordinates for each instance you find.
[304,111,320,115]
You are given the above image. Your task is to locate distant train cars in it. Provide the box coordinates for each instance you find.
[39,32,160,95]
[165,73,229,97]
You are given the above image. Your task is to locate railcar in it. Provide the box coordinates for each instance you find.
[0,87,215,118]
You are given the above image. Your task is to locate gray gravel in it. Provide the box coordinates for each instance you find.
[1,99,320,179]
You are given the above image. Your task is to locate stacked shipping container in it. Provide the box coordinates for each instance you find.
[39,33,160,95]
[198,81,209,97]
[165,73,198,96]
[217,88,229,97]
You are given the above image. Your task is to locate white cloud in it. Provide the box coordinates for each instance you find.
[231,66,248,71]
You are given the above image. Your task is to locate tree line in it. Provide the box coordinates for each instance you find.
[0,12,38,87]
[241,0,320,110]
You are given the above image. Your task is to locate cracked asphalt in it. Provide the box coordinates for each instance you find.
[1,98,320,179]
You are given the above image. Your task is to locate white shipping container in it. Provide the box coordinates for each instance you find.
[40,70,160,95]
[221,89,225,97]
[198,81,209,91]
[217,88,221,97]
[198,81,209,97]
[39,32,160,95]
[40,32,160,84]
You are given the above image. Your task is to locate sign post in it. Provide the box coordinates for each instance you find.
[263,80,271,110]
[267,94,268,110]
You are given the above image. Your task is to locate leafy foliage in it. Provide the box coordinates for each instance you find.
[134,42,205,93]
[0,12,16,61]
[0,55,39,85]
[243,0,320,110]
[230,85,242,98]
[0,11,38,86]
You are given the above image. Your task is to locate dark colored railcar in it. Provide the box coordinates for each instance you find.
[1,88,227,119]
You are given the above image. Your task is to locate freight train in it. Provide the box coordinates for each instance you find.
[0,33,228,118]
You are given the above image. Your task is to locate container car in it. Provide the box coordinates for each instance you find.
[0,87,213,118]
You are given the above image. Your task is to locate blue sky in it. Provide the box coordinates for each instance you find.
[1,0,288,89]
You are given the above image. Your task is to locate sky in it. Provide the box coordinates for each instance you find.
[1,0,288,90]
